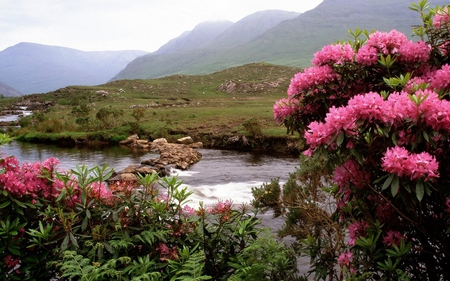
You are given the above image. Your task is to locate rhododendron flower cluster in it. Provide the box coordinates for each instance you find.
[287,64,337,97]
[337,251,353,268]
[381,146,439,181]
[273,97,301,123]
[348,220,368,246]
[312,43,355,66]
[433,7,450,29]
[382,230,405,247]
[0,156,61,199]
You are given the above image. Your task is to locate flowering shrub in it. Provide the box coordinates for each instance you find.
[0,136,302,280]
[267,1,450,280]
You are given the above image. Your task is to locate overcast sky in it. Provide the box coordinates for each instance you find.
[0,0,324,52]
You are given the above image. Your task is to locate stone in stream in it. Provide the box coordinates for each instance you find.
[110,136,202,184]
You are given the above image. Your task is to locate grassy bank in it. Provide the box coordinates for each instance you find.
[6,62,304,154]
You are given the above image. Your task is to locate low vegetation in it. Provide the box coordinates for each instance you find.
[5,62,302,153]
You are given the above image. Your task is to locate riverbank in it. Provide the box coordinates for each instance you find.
[10,130,304,156]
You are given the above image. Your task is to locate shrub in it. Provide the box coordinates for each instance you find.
[260,1,450,280]
[0,136,301,280]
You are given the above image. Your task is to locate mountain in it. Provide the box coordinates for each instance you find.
[111,10,301,80]
[112,0,447,81]
[0,81,22,97]
[0,42,148,94]
[154,21,234,54]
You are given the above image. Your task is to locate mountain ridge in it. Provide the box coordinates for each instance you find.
[0,42,148,94]
[112,0,447,81]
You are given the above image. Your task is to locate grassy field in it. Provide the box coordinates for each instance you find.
[5,63,304,153]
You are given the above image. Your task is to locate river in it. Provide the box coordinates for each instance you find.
[1,140,300,206]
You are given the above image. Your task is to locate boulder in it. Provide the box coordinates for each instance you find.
[177,136,194,145]
[144,142,202,170]
[108,135,202,185]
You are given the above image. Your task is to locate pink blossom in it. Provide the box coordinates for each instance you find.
[398,40,430,64]
[273,97,301,123]
[182,205,196,216]
[365,30,408,55]
[431,64,450,91]
[303,121,334,149]
[433,7,450,29]
[383,230,405,246]
[381,146,439,181]
[287,65,337,97]
[333,159,370,189]
[348,220,368,246]
[337,251,353,267]
[348,92,390,122]
[356,45,379,66]
[312,43,355,66]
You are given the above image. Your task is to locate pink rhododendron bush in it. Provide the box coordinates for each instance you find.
[0,135,300,280]
[271,1,450,280]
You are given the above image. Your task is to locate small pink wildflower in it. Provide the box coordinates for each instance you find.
[337,251,353,268]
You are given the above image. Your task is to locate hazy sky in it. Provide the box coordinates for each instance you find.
[0,0,324,52]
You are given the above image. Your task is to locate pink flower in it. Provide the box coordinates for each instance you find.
[287,65,337,97]
[312,43,355,66]
[348,220,368,246]
[383,230,405,246]
[431,64,450,91]
[433,7,450,29]
[182,205,196,216]
[398,40,430,64]
[356,45,379,66]
[337,251,353,267]
[333,159,370,189]
[273,97,302,123]
[381,146,439,182]
[365,29,408,55]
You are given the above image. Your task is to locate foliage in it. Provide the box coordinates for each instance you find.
[242,118,263,138]
[95,106,124,129]
[0,136,300,280]
[264,1,450,280]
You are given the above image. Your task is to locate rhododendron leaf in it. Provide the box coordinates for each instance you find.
[422,131,429,142]
[391,176,400,197]
[0,200,11,208]
[55,188,66,202]
[337,131,345,146]
[416,180,424,201]
[82,216,88,232]
[69,233,79,248]
[61,235,69,251]
[383,174,395,191]
[8,246,20,256]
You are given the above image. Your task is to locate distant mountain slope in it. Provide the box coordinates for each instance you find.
[154,21,234,54]
[112,0,447,81]
[0,42,147,94]
[0,81,22,97]
[200,10,300,50]
[111,9,301,80]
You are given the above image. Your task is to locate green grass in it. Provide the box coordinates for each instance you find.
[11,63,303,148]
